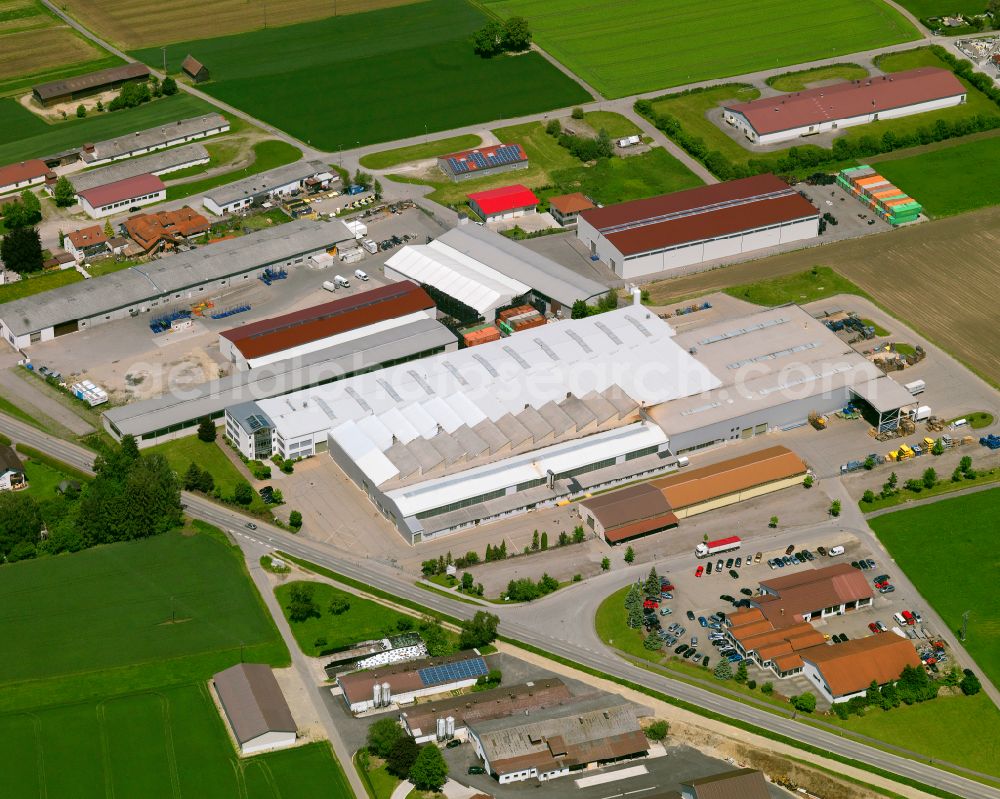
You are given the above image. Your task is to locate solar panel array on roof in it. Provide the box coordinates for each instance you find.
[444,145,526,175]
[247,414,269,431]
[418,657,488,686]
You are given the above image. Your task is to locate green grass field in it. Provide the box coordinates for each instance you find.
[875,136,1000,217]
[131,0,590,150]
[0,267,84,303]
[21,458,75,499]
[164,140,303,201]
[482,0,917,98]
[583,111,642,138]
[147,435,270,514]
[0,93,216,163]
[723,266,872,306]
[359,133,483,169]
[594,585,662,662]
[893,0,988,20]
[766,63,869,92]
[275,580,417,656]
[871,490,1000,689]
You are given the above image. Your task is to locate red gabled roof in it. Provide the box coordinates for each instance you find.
[221,280,434,359]
[726,68,966,135]
[77,173,165,208]
[67,225,108,249]
[467,184,539,215]
[0,159,50,190]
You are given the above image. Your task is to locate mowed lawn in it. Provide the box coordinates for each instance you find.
[875,136,1000,217]
[0,527,286,711]
[482,0,918,98]
[893,0,988,18]
[359,134,483,169]
[0,683,351,799]
[276,580,417,655]
[131,0,590,149]
[871,489,1000,689]
[0,93,216,163]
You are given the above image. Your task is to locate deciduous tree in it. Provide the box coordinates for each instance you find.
[1,226,43,273]
[286,583,319,622]
[502,16,532,51]
[409,743,448,791]
[367,717,405,757]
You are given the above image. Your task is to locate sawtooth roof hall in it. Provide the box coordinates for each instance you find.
[576,174,819,279]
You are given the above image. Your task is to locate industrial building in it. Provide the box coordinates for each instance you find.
[753,563,874,623]
[323,632,427,677]
[1,219,352,350]
[79,113,230,166]
[400,678,573,743]
[467,696,647,784]
[681,769,772,799]
[727,615,826,679]
[32,62,150,107]
[123,206,210,253]
[578,446,807,544]
[384,223,607,318]
[467,184,539,223]
[219,280,442,370]
[576,175,819,278]
[336,652,489,714]
[0,159,52,197]
[77,173,166,218]
[723,68,966,145]
[649,304,918,449]
[233,304,720,542]
[202,159,334,215]
[69,144,209,197]
[212,663,297,755]
[437,143,528,182]
[801,635,921,704]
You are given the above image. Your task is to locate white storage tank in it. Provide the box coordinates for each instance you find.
[381,682,391,706]
[436,718,447,740]
[373,683,382,708]
[446,716,455,738]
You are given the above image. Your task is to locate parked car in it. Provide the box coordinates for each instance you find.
[712,610,726,622]
[802,549,815,561]
[660,607,672,616]
[781,556,792,566]
[716,559,724,572]
[698,616,708,627]
[740,588,753,596]
[879,585,896,594]
[817,546,827,556]
[868,622,881,634]
[245,522,257,530]
[725,558,734,569]
[733,599,751,608]
[754,552,763,563]
[865,558,877,569]
[735,557,742,568]
[767,558,777,569]
[665,635,677,646]
[661,592,673,600]
[690,636,699,646]
[686,610,696,621]
[785,544,796,555]
[695,565,704,577]
[727,654,743,663]
[729,569,739,579]
[790,554,800,565]
[913,610,922,623]
[720,594,734,603]
[675,644,689,655]
[684,648,697,659]
[876,621,887,632]
[468,766,486,775]
[446,739,462,749]
[706,561,713,575]
[661,581,675,592]
[874,574,891,584]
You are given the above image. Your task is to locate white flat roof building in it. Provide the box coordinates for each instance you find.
[203,159,334,215]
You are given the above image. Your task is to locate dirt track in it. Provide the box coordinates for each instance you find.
[642,205,1000,386]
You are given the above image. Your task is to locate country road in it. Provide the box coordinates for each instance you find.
[2,408,998,798]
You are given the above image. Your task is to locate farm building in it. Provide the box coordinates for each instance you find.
[77,173,166,218]
[837,166,922,225]
[548,192,595,227]
[203,160,334,215]
[123,206,210,253]
[64,226,110,262]
[723,68,967,145]
[1,219,352,350]
[801,635,921,704]
[212,663,297,755]
[400,678,573,744]
[437,143,528,182]
[32,62,150,107]
[386,223,607,318]
[467,184,539,222]
[181,55,210,83]
[69,144,209,200]
[467,696,647,784]
[0,445,26,491]
[218,280,444,371]
[79,114,230,166]
[682,769,772,799]
[336,652,489,714]
[577,446,806,545]
[753,563,874,623]
[576,174,819,278]
[0,159,53,197]
[238,304,719,543]
[649,305,918,450]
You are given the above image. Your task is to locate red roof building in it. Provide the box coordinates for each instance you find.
[0,159,52,196]
[64,225,110,261]
[576,175,818,278]
[77,173,166,219]
[124,206,209,252]
[467,184,539,221]
[219,280,436,368]
[724,68,966,144]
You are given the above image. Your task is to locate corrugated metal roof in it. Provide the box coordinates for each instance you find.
[78,173,165,208]
[204,159,331,206]
[33,62,149,100]
[579,483,672,529]
[72,144,208,193]
[685,768,771,799]
[213,663,295,744]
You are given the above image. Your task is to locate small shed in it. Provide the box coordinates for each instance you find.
[213,663,297,755]
[181,55,210,83]
[0,445,26,491]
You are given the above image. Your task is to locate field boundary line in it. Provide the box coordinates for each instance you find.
[97,700,115,799]
[28,712,48,799]
[158,692,182,799]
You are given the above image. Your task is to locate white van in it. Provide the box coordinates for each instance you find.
[828,545,845,557]
[322,280,337,292]
[892,612,907,627]
[334,274,351,288]
[354,269,369,281]
[676,456,690,468]
[361,239,378,254]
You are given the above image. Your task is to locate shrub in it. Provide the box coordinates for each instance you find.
[833,702,850,719]
[545,119,561,136]
[803,475,814,488]
[862,489,876,504]
[761,682,774,695]
[328,596,350,615]
[829,499,841,517]
[573,573,582,582]
[76,104,86,118]
[233,479,253,505]
[714,661,733,680]
[646,720,669,740]
[747,679,757,690]
[961,672,982,696]
[790,692,817,713]
[571,106,584,119]
[601,556,611,571]
[624,546,635,564]
[289,510,303,529]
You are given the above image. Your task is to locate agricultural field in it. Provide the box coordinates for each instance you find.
[482,0,918,98]
[0,93,216,163]
[871,490,1000,689]
[389,117,701,207]
[875,135,1000,217]
[766,63,869,92]
[131,0,590,150]
[893,0,991,22]
[58,0,420,49]
[359,134,483,170]
[0,0,113,89]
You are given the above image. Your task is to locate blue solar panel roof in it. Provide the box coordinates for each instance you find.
[418,657,488,686]
[443,145,524,175]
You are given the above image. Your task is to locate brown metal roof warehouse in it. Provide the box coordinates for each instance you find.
[33,63,151,106]
[213,663,296,754]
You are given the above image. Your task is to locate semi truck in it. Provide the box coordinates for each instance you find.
[695,536,741,558]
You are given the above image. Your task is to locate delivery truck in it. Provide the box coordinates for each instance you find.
[695,536,741,558]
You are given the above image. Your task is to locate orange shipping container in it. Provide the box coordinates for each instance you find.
[464,326,501,346]
[511,315,546,332]
[498,305,537,323]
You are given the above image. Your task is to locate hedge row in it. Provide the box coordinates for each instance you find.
[635,45,1000,181]
[15,443,93,483]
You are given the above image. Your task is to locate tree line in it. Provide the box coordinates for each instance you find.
[472,16,531,58]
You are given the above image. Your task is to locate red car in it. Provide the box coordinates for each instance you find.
[695,565,704,577]
[660,582,675,592]
[868,622,880,634]
[901,610,916,625]
[643,599,659,609]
